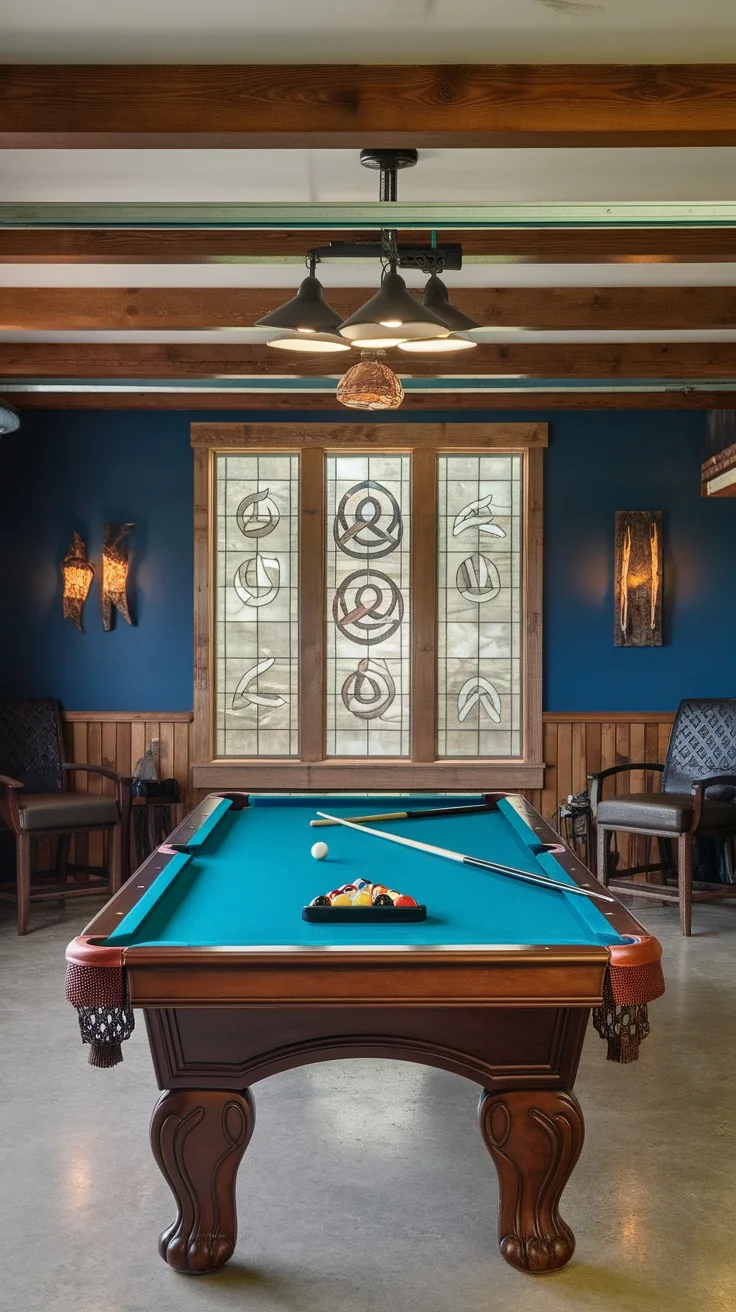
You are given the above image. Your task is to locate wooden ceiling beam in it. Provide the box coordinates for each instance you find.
[3,342,736,377]
[4,65,736,147]
[3,229,736,264]
[3,285,736,330]
[8,390,735,412]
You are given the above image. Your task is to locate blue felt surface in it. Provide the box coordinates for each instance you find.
[108,795,624,949]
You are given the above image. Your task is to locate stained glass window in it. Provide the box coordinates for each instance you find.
[325,454,411,757]
[214,453,299,757]
[437,454,522,759]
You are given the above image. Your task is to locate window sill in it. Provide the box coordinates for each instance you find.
[193,759,544,791]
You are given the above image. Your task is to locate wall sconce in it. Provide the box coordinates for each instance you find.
[614,511,662,647]
[61,532,94,632]
[102,522,134,631]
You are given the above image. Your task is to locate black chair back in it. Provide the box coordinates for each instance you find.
[663,699,736,794]
[0,697,65,793]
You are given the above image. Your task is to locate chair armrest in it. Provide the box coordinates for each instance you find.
[63,762,129,785]
[690,774,736,832]
[62,763,132,814]
[0,773,25,789]
[588,763,664,814]
[0,775,25,833]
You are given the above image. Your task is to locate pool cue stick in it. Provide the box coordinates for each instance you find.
[310,802,492,828]
[316,812,615,904]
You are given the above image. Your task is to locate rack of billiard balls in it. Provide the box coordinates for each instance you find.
[302,879,426,923]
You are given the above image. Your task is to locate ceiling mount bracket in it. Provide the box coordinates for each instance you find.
[360,148,418,203]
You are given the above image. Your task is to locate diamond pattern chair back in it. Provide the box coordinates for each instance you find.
[0,697,66,794]
[662,699,736,795]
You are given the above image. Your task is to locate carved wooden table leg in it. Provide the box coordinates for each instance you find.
[150,1088,255,1274]
[478,1088,584,1274]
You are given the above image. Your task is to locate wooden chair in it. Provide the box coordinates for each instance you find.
[0,697,131,934]
[590,699,736,936]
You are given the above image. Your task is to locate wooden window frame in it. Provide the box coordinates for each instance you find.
[191,422,546,791]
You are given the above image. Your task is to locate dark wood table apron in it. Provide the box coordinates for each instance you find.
[131,944,602,1277]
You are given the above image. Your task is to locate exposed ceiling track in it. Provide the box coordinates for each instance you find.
[309,243,463,272]
[4,378,736,395]
[5,203,736,232]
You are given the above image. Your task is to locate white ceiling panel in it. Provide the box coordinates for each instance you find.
[4,148,736,205]
[2,263,736,288]
[3,0,736,63]
[3,328,736,344]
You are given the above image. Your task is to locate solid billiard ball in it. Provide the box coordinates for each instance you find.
[311,842,329,861]
[351,892,373,907]
[330,893,352,906]
[310,895,331,907]
[394,895,418,907]
[373,893,394,907]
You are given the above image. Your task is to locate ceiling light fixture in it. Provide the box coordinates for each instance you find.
[267,331,350,354]
[258,257,349,352]
[255,150,479,398]
[336,352,404,411]
[338,261,450,348]
[397,274,480,352]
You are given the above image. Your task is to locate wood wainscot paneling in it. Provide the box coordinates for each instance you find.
[57,710,673,873]
[60,712,194,869]
[528,712,675,871]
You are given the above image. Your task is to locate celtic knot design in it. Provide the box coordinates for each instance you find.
[341,658,396,720]
[333,480,403,560]
[233,555,281,608]
[456,553,502,603]
[236,488,280,538]
[453,492,506,539]
[457,676,502,724]
[231,658,285,712]
[333,570,404,645]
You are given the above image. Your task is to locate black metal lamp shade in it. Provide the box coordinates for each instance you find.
[256,274,344,334]
[422,274,480,331]
[338,266,450,347]
[267,330,351,354]
[397,275,480,353]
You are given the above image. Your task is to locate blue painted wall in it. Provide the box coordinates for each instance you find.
[0,411,194,711]
[0,407,731,712]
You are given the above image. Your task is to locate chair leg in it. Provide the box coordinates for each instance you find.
[56,834,71,906]
[120,796,131,883]
[16,833,32,936]
[596,825,612,886]
[677,833,693,937]
[657,837,674,884]
[110,821,123,894]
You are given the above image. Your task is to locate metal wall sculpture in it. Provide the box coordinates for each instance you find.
[614,511,663,647]
[326,458,411,756]
[438,454,522,758]
[101,522,134,631]
[61,532,94,632]
[214,454,299,757]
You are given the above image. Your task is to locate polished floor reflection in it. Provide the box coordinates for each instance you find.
[2,899,735,1312]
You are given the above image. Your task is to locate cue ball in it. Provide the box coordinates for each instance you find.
[311,841,329,860]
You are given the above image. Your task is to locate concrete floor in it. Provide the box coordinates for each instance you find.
[2,898,736,1312]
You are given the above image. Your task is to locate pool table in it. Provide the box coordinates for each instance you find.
[66,791,664,1277]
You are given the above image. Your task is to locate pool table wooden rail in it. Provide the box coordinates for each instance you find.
[68,789,656,1012]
